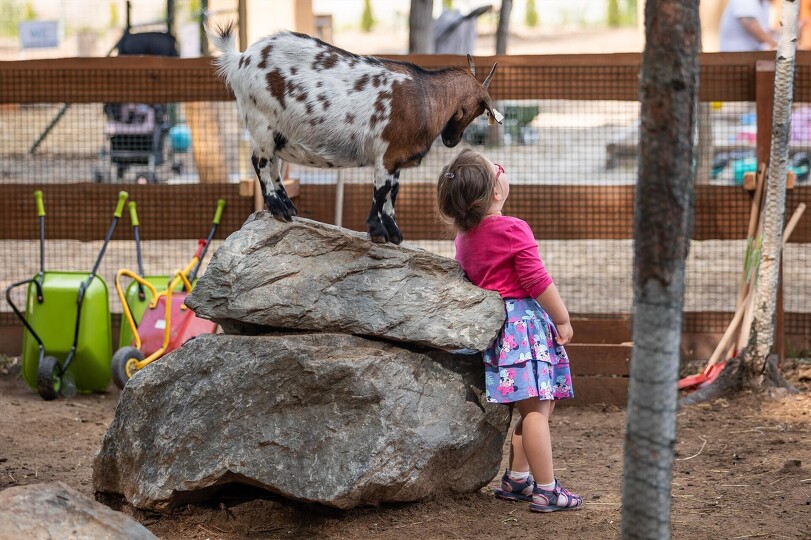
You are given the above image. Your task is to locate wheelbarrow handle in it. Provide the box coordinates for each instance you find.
[128,201,140,227]
[114,191,129,218]
[34,191,46,278]
[213,198,226,225]
[128,201,146,299]
[34,190,45,217]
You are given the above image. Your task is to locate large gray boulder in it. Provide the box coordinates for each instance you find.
[93,333,510,512]
[0,482,156,539]
[185,214,504,351]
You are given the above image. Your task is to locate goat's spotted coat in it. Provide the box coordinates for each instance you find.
[210,24,500,243]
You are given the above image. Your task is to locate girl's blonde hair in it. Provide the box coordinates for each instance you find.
[436,149,497,232]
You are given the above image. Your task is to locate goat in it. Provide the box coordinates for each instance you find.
[208,23,501,244]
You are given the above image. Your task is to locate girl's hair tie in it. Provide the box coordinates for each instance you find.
[444,172,455,179]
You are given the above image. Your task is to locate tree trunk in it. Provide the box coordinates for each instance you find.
[742,0,799,383]
[680,0,801,407]
[409,0,435,54]
[621,1,700,539]
[495,0,512,55]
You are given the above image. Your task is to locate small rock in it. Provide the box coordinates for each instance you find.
[782,459,802,470]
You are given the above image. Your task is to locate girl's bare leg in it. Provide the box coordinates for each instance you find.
[508,417,530,473]
[516,398,555,485]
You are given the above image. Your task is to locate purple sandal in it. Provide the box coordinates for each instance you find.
[529,480,583,512]
[494,470,535,502]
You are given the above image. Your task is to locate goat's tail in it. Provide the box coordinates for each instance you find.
[206,21,240,85]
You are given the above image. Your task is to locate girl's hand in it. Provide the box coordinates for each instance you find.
[555,322,573,345]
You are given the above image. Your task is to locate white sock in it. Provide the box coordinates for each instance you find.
[507,470,530,481]
[537,480,556,491]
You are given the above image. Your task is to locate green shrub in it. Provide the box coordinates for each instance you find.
[607,0,620,27]
[525,0,538,28]
[109,1,119,29]
[0,0,22,37]
[361,0,375,33]
[23,0,36,21]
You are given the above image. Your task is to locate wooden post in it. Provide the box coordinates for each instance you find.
[756,60,775,167]
[238,0,248,51]
[186,102,228,184]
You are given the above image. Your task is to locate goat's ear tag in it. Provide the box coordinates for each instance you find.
[488,108,504,125]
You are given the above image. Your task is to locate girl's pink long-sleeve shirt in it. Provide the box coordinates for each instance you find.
[455,215,553,299]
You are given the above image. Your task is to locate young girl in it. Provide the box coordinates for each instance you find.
[436,149,582,513]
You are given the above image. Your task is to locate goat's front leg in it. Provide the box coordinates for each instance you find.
[268,157,298,217]
[252,152,294,222]
[381,171,402,244]
[365,167,402,244]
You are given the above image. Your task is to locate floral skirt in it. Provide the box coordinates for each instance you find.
[483,298,574,404]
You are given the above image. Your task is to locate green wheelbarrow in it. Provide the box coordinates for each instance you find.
[5,190,129,400]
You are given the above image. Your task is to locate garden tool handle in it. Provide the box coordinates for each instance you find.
[194,238,207,259]
[213,198,226,225]
[128,201,140,227]
[128,201,146,299]
[34,190,45,217]
[114,191,128,218]
[34,191,46,281]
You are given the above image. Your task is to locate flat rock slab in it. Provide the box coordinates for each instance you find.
[185,214,504,351]
[0,482,156,539]
[93,333,509,512]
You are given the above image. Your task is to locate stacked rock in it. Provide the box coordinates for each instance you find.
[93,214,508,512]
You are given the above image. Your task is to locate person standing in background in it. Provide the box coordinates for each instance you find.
[719,0,776,51]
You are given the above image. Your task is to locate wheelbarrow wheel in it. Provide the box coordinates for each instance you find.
[112,346,144,389]
[37,355,62,401]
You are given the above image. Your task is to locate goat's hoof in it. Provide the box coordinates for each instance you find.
[367,222,390,243]
[381,215,403,245]
[276,192,298,216]
[265,198,294,222]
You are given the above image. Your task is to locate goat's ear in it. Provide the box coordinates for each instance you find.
[467,55,476,76]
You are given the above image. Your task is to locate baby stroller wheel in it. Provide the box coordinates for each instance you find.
[112,346,144,389]
[36,355,62,401]
[135,171,158,185]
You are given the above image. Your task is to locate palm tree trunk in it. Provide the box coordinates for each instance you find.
[495,0,512,55]
[621,1,700,538]
[409,0,435,54]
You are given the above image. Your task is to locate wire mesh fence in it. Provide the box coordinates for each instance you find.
[1,52,809,349]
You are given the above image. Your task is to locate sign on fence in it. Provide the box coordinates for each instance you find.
[19,21,59,49]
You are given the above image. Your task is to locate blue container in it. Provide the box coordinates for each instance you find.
[169,124,192,153]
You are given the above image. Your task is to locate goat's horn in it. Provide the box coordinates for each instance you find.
[482,62,498,89]
[467,54,476,77]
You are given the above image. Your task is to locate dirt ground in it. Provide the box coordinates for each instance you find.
[1,21,810,540]
[1,356,809,540]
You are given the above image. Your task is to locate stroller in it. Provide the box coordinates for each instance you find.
[94,30,182,184]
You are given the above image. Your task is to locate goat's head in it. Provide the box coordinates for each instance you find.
[440,56,502,147]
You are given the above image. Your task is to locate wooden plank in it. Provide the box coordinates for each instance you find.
[1,311,809,359]
[572,318,632,343]
[9,51,811,104]
[2,183,809,242]
[0,57,232,104]
[561,377,628,406]
[566,344,631,376]
[0,184,257,240]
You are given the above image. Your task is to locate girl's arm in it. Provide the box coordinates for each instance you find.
[536,283,573,345]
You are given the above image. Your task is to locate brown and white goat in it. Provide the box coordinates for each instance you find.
[208,24,501,244]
